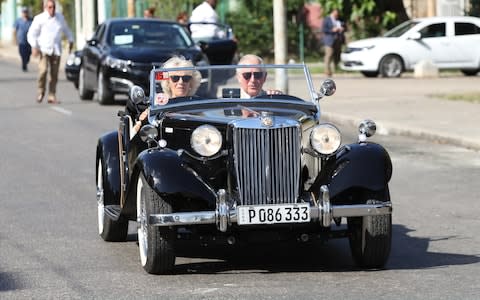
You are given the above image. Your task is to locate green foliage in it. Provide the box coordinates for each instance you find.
[318,0,400,40]
[225,0,316,61]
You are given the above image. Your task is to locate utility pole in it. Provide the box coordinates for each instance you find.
[273,0,288,93]
[128,0,135,17]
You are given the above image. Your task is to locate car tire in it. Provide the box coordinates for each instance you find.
[137,174,175,274]
[460,69,479,76]
[78,66,94,100]
[361,71,379,78]
[379,55,403,78]
[96,158,128,242]
[97,71,114,105]
[347,189,391,269]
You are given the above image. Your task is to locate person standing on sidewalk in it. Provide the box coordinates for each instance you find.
[189,0,225,41]
[27,0,73,104]
[13,7,33,72]
[322,8,345,77]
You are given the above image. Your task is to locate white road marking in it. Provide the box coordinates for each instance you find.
[50,106,72,116]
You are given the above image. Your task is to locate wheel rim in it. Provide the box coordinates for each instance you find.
[137,177,148,266]
[382,57,401,77]
[96,160,104,235]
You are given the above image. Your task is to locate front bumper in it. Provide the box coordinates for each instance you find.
[340,51,380,72]
[147,186,392,232]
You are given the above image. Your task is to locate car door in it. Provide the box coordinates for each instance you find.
[417,21,454,66]
[83,24,106,89]
[449,20,480,68]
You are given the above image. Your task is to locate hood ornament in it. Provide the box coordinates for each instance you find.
[260,111,273,127]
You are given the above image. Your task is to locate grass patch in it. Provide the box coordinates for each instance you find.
[429,92,480,103]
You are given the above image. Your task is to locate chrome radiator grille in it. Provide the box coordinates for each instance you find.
[233,125,301,205]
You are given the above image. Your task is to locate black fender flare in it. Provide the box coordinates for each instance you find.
[123,148,217,216]
[96,131,121,205]
[328,142,393,198]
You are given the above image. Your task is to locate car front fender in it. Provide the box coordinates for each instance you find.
[328,142,393,199]
[123,148,217,216]
[96,131,121,205]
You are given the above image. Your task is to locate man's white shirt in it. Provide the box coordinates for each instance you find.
[27,11,73,56]
[189,1,224,40]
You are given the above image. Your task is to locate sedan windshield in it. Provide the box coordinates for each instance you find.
[108,22,193,49]
[384,20,420,37]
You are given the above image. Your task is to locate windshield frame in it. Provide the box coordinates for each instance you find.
[148,63,316,115]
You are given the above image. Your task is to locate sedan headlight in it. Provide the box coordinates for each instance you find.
[105,56,131,71]
[66,53,81,66]
[310,123,341,155]
[191,125,222,157]
[345,45,375,53]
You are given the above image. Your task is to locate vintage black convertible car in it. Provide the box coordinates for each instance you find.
[65,18,237,104]
[96,64,393,274]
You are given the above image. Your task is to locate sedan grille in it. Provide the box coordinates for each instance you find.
[233,125,301,205]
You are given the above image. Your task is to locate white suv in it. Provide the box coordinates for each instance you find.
[341,16,480,77]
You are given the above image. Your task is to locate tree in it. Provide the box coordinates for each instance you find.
[318,0,409,40]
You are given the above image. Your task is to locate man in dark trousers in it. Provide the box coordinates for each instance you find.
[13,7,32,71]
[322,8,345,77]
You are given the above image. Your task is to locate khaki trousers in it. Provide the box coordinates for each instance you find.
[323,39,343,76]
[37,53,60,98]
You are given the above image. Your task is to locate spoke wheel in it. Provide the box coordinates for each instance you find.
[79,66,94,100]
[379,55,403,78]
[96,158,128,241]
[136,174,175,274]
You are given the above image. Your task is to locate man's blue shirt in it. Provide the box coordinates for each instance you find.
[14,17,32,45]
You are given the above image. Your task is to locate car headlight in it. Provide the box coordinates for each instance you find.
[105,56,131,71]
[310,123,341,155]
[191,125,222,157]
[345,45,375,53]
[66,53,81,66]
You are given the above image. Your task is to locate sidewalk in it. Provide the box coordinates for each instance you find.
[2,43,479,151]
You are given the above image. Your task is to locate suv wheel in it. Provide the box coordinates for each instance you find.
[137,174,175,274]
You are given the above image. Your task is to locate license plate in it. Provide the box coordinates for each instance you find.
[237,203,310,225]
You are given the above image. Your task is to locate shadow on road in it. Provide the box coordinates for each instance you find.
[125,224,480,274]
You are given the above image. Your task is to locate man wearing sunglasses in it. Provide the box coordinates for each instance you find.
[236,54,282,98]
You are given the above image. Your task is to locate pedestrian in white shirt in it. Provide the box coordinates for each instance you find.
[27,0,73,104]
[189,0,225,41]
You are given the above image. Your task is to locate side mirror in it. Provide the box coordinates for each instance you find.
[319,79,336,98]
[408,32,422,40]
[129,85,146,105]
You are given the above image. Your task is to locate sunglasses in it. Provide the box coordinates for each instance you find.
[242,72,264,80]
[170,75,192,83]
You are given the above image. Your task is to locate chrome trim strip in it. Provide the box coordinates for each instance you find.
[148,202,392,227]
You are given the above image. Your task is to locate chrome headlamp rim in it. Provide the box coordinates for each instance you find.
[190,125,222,157]
[310,123,342,155]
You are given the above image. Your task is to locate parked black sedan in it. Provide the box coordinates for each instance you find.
[65,18,237,104]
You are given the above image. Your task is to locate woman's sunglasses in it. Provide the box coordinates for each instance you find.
[242,72,264,81]
[170,75,192,83]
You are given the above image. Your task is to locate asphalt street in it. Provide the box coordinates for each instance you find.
[0,51,479,299]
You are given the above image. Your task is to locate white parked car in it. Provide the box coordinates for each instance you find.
[341,16,480,77]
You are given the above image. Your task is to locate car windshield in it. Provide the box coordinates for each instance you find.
[148,64,318,113]
[109,22,193,49]
[384,20,420,37]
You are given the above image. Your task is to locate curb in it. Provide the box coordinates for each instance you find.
[322,112,480,151]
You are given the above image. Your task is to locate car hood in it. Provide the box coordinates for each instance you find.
[347,37,395,48]
[109,47,203,64]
